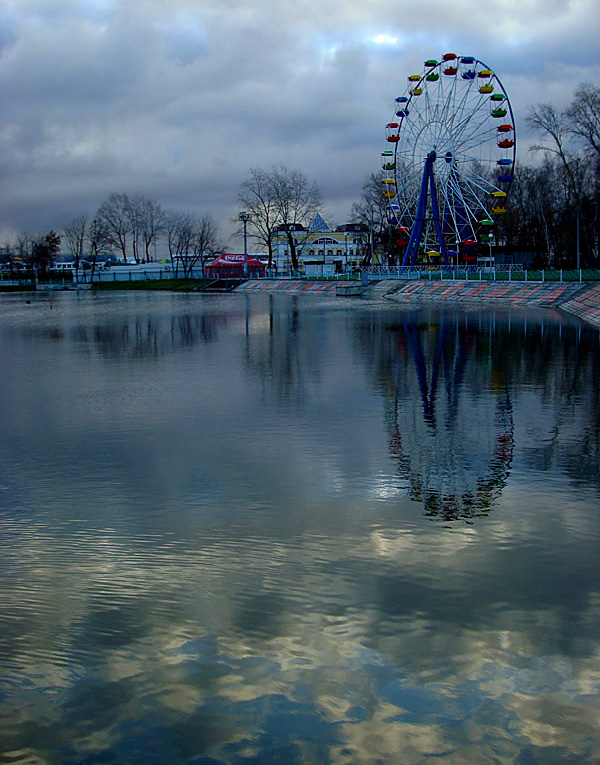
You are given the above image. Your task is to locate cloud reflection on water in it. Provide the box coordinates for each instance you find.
[0,292,599,763]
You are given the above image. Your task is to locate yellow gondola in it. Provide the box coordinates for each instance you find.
[382,179,395,198]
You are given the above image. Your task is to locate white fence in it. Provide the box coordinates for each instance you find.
[88,265,207,283]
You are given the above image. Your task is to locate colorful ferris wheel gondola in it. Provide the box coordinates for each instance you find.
[497,123,515,149]
[381,150,395,173]
[497,158,514,184]
[459,56,477,80]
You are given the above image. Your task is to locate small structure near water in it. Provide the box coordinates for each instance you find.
[205,254,266,280]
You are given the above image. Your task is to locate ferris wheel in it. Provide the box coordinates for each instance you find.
[382,54,516,266]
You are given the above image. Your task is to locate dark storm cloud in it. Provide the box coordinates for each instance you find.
[0,0,598,238]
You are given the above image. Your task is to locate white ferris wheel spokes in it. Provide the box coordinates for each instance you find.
[383,54,516,266]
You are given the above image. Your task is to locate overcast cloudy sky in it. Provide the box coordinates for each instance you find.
[1,0,599,244]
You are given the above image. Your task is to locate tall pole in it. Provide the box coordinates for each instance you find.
[244,218,248,276]
[345,234,348,271]
[239,211,251,278]
[576,208,581,271]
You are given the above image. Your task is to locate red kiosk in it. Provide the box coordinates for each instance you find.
[205,254,266,279]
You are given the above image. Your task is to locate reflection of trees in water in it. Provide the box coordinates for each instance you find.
[511,319,600,495]
[242,294,323,404]
[22,313,231,359]
[364,308,600,516]
[70,313,229,359]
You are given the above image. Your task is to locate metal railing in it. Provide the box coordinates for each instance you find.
[2,265,599,287]
[364,264,524,280]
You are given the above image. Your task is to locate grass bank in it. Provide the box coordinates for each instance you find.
[0,284,36,292]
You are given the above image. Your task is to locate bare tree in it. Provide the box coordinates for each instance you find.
[187,214,220,277]
[140,198,165,262]
[87,217,111,280]
[13,231,34,267]
[165,210,196,276]
[63,214,88,273]
[351,171,390,265]
[97,193,130,262]
[565,83,600,264]
[125,194,146,264]
[565,82,600,159]
[268,166,321,271]
[351,171,407,265]
[527,103,573,172]
[526,102,586,267]
[238,167,279,268]
[165,210,182,267]
[498,159,564,266]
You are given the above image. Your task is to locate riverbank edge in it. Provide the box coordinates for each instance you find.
[377,280,600,329]
[8,278,599,329]
[237,279,600,329]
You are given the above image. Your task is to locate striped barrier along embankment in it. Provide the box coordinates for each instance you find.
[385,280,583,305]
[385,280,600,327]
[239,280,340,294]
[560,284,600,328]
[236,279,600,328]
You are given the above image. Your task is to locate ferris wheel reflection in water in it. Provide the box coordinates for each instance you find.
[382,312,514,523]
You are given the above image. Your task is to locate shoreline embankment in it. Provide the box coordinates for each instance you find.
[238,279,600,329]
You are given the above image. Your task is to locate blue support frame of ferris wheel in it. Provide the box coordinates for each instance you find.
[402,151,449,267]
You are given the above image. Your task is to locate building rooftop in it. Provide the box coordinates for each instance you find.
[308,213,331,232]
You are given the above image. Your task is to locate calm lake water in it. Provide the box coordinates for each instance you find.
[0,290,599,764]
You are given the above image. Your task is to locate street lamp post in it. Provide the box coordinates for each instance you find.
[344,234,348,272]
[239,212,252,278]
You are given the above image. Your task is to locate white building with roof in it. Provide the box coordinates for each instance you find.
[272,215,370,275]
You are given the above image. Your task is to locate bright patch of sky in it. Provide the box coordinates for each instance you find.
[371,34,398,45]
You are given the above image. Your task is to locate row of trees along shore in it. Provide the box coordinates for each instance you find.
[62,195,222,278]
[3,166,320,277]
[2,84,599,274]
[3,195,223,279]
